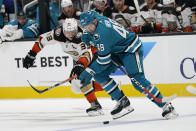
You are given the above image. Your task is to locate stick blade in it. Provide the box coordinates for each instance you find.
[27,80,43,94]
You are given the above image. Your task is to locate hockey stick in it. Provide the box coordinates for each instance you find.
[133,0,156,33]
[27,75,78,94]
[133,0,148,23]
[112,60,177,103]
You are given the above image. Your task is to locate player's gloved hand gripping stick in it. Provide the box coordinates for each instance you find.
[27,75,78,94]
[112,60,177,103]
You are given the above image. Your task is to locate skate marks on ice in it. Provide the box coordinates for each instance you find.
[0,98,196,131]
[0,110,196,131]
[0,109,94,123]
[56,113,196,131]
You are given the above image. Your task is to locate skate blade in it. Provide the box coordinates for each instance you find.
[164,111,179,120]
[113,106,134,120]
[87,109,104,117]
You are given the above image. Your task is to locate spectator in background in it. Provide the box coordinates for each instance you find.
[161,0,192,33]
[3,0,22,21]
[36,0,59,30]
[93,0,112,18]
[3,0,22,13]
[0,0,5,28]
[176,1,193,32]
[111,0,138,32]
[58,0,81,25]
[109,0,135,7]
[135,0,163,34]
[0,11,39,44]
[189,0,196,31]
[161,0,181,33]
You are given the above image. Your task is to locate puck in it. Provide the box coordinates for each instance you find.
[103,121,109,124]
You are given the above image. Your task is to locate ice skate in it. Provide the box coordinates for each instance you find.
[162,103,179,120]
[111,96,134,120]
[86,100,104,116]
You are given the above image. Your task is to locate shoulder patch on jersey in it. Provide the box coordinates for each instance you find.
[129,6,135,10]
[55,27,62,36]
[93,34,100,40]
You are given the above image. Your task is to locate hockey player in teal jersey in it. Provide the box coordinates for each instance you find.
[77,10,178,120]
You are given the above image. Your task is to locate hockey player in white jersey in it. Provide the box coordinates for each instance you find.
[162,0,193,33]
[93,0,112,18]
[190,3,196,31]
[58,0,81,25]
[111,0,138,32]
[135,0,163,33]
[23,18,104,116]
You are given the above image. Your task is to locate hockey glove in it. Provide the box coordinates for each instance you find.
[23,50,37,69]
[78,67,95,87]
[69,63,85,83]
[70,63,85,77]
[141,22,155,33]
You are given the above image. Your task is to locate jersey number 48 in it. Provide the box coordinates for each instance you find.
[108,19,129,39]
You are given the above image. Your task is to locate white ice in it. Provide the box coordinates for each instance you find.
[0,97,196,131]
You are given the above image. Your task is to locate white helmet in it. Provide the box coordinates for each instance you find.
[63,18,78,32]
[94,0,107,4]
[61,0,73,8]
[163,0,175,5]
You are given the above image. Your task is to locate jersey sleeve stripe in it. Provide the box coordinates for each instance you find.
[131,41,142,53]
[98,54,111,60]
[124,35,139,52]
[96,59,111,65]
[96,53,111,65]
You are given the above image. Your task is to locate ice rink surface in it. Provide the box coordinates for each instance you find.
[0,97,196,131]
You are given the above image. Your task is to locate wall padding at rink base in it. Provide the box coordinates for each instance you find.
[0,83,196,99]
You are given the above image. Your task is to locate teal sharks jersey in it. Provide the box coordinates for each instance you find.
[86,15,142,73]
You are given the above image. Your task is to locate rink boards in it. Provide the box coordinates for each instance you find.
[0,34,196,98]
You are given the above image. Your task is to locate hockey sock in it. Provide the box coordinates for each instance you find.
[145,85,166,107]
[102,79,124,101]
[136,84,166,107]
[93,81,104,92]
[85,91,97,103]
[131,74,166,107]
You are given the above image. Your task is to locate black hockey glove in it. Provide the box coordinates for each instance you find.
[23,50,37,69]
[141,22,155,33]
[70,63,85,77]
